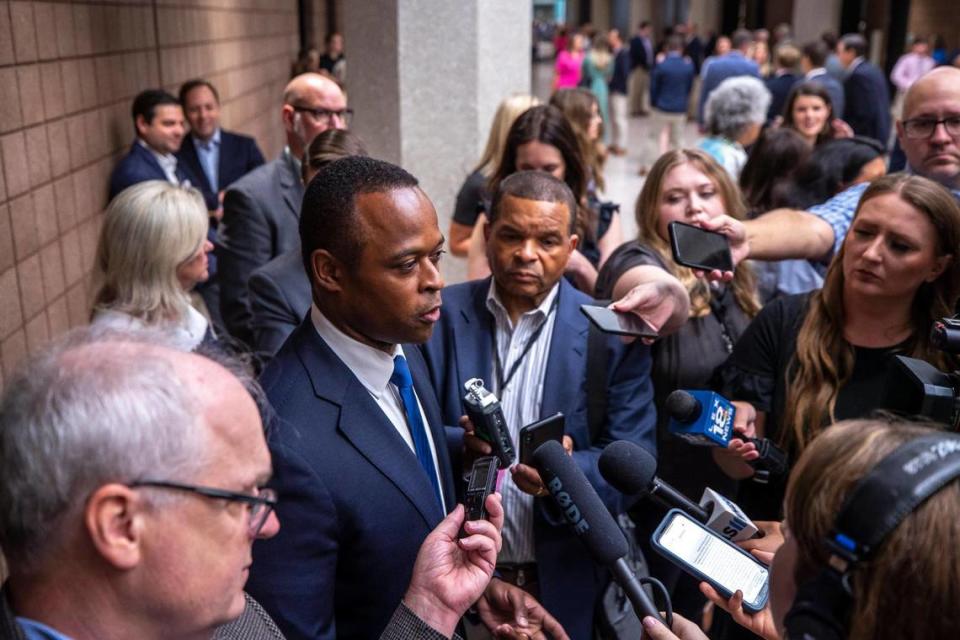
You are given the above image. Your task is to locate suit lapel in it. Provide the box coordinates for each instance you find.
[292,323,446,527]
[277,152,305,221]
[178,137,212,193]
[541,281,587,418]
[454,279,495,391]
[217,132,232,183]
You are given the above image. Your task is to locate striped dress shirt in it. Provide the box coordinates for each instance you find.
[485,280,559,563]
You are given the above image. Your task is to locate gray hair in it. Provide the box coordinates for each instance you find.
[705,76,771,140]
[0,327,231,571]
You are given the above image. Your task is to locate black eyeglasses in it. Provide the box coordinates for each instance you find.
[290,104,353,126]
[902,116,960,139]
[130,480,277,537]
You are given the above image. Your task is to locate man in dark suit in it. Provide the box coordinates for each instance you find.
[217,72,348,345]
[838,33,891,147]
[108,89,195,200]
[629,21,655,115]
[765,43,801,122]
[247,248,311,357]
[801,40,845,119]
[698,29,760,126]
[177,79,266,213]
[245,157,567,640]
[421,171,657,639]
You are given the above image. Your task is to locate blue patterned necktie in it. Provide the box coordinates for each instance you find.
[390,355,444,508]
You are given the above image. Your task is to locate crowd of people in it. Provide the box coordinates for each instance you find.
[2,17,960,640]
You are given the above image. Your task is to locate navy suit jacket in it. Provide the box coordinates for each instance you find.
[108,141,197,201]
[698,52,760,124]
[248,248,312,357]
[218,153,305,345]
[177,129,265,211]
[420,278,657,640]
[843,61,891,147]
[765,73,800,122]
[651,54,695,113]
[246,319,458,640]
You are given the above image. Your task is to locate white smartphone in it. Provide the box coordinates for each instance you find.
[652,509,770,613]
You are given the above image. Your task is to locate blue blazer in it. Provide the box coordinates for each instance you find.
[108,141,198,201]
[420,278,657,640]
[651,54,695,113]
[698,52,760,124]
[246,319,458,640]
[765,73,800,122]
[177,129,266,211]
[843,61,891,148]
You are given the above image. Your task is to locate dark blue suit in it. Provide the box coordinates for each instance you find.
[177,129,265,211]
[108,141,198,201]
[246,319,457,640]
[651,53,695,113]
[420,278,657,640]
[698,52,760,125]
[765,72,800,122]
[843,60,891,147]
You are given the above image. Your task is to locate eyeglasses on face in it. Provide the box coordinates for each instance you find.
[290,104,353,126]
[902,116,960,139]
[130,480,277,537]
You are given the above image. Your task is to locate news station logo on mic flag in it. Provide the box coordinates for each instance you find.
[668,390,735,447]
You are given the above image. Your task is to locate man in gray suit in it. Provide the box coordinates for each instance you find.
[0,328,505,640]
[218,73,349,345]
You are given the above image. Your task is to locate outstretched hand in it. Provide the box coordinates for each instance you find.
[477,578,570,639]
[694,215,749,282]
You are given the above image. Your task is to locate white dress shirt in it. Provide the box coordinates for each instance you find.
[138,138,180,185]
[310,305,446,511]
[486,280,559,563]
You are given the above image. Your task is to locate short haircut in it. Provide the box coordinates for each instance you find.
[731,29,753,50]
[131,89,179,126]
[178,78,220,106]
[775,43,801,69]
[705,75,771,139]
[840,33,867,57]
[802,40,828,67]
[666,34,684,52]
[639,21,650,30]
[0,328,215,571]
[300,156,419,272]
[489,171,577,235]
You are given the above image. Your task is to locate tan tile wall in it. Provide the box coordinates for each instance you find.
[0,0,299,386]
[908,0,960,51]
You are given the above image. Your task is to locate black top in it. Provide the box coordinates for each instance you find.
[596,240,752,499]
[452,169,489,227]
[721,292,911,520]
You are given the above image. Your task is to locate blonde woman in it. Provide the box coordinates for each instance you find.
[91,180,214,351]
[448,94,540,256]
[716,174,960,521]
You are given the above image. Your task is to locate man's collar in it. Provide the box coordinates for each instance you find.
[283,145,302,176]
[310,304,401,398]
[193,127,221,148]
[805,67,826,78]
[485,279,560,329]
[136,138,174,161]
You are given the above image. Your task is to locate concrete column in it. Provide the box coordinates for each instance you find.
[343,0,531,282]
[793,0,841,43]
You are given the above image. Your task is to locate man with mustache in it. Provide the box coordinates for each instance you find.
[421,171,656,639]
[245,157,566,640]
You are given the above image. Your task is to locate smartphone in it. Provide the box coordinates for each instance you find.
[519,413,565,466]
[580,305,658,338]
[460,456,499,537]
[668,221,734,272]
[652,509,770,613]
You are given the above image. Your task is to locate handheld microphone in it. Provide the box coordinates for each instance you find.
[531,440,663,624]
[598,441,758,541]
[666,390,788,482]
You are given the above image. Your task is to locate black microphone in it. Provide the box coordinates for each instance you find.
[531,440,663,623]
[598,440,710,523]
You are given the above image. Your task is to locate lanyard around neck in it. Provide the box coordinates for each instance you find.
[492,295,559,394]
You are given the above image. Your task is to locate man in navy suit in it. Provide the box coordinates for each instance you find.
[801,40,845,119]
[765,44,801,122]
[218,73,347,346]
[837,33,891,147]
[245,157,567,640]
[698,29,760,126]
[108,89,196,200]
[177,79,266,213]
[421,171,657,639]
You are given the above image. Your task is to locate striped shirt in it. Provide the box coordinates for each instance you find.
[485,280,559,563]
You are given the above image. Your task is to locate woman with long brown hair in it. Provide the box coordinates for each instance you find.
[716,173,960,520]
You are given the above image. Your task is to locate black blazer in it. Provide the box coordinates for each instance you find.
[177,129,265,210]
[843,61,892,148]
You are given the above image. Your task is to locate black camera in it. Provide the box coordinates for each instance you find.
[883,318,960,428]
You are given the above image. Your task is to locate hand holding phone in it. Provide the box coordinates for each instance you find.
[668,221,734,272]
[580,305,659,338]
[519,413,565,466]
[652,509,770,613]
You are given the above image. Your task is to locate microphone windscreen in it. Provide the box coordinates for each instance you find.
[598,440,658,496]
[665,389,701,422]
[532,440,628,565]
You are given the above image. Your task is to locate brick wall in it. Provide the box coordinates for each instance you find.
[0,0,299,386]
